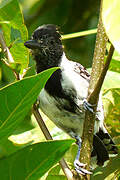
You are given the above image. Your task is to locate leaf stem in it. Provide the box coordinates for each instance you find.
[62,29,97,40]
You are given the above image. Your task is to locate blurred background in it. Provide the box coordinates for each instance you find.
[22,0,100,67]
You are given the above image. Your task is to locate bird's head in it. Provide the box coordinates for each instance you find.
[24,24,63,71]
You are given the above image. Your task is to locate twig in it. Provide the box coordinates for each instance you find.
[79,0,114,179]
[62,29,97,40]
[32,104,53,140]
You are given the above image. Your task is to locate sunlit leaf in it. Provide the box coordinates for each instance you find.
[102,0,120,54]
[0,68,57,139]
[0,139,74,180]
[102,70,120,90]
[103,88,120,136]
[0,0,28,72]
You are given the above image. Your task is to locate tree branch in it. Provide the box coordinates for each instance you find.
[79,0,114,179]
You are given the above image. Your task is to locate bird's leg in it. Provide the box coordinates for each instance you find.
[74,136,92,175]
[83,99,96,113]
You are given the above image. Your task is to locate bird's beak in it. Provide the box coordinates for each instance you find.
[24,40,40,49]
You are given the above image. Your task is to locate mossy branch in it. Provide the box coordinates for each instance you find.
[79,0,114,179]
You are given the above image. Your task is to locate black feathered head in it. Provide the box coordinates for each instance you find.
[24,24,63,72]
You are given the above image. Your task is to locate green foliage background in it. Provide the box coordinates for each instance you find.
[0,0,120,179]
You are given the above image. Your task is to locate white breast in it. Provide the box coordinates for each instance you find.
[39,88,85,137]
[38,53,104,138]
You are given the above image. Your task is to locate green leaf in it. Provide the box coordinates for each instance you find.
[0,139,74,180]
[102,0,120,54]
[0,0,28,71]
[102,88,120,137]
[0,68,57,139]
[109,59,120,73]
[46,143,78,180]
[102,70,120,90]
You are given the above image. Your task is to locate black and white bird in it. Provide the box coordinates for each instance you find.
[24,24,117,175]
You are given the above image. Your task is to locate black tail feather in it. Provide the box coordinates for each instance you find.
[96,128,118,154]
[92,128,118,166]
[92,135,109,166]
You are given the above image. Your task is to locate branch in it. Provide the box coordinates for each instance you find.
[79,0,114,179]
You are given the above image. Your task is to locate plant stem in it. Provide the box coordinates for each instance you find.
[79,0,114,179]
[62,28,97,40]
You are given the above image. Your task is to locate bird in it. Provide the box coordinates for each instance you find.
[24,24,117,175]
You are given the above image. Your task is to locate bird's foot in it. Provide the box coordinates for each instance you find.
[83,99,96,113]
[74,159,92,175]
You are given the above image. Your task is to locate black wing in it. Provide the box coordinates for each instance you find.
[45,61,90,113]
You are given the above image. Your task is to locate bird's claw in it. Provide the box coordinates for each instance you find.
[74,160,92,175]
[83,99,96,113]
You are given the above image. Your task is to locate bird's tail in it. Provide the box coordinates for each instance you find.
[92,128,118,166]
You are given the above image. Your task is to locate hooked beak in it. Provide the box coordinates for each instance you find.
[24,40,40,49]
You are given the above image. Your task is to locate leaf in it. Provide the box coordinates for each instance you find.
[46,164,66,180]
[0,139,74,180]
[0,68,57,139]
[102,0,120,54]
[0,0,28,72]
[102,70,120,90]
[109,59,120,73]
[46,143,78,180]
[102,88,120,137]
